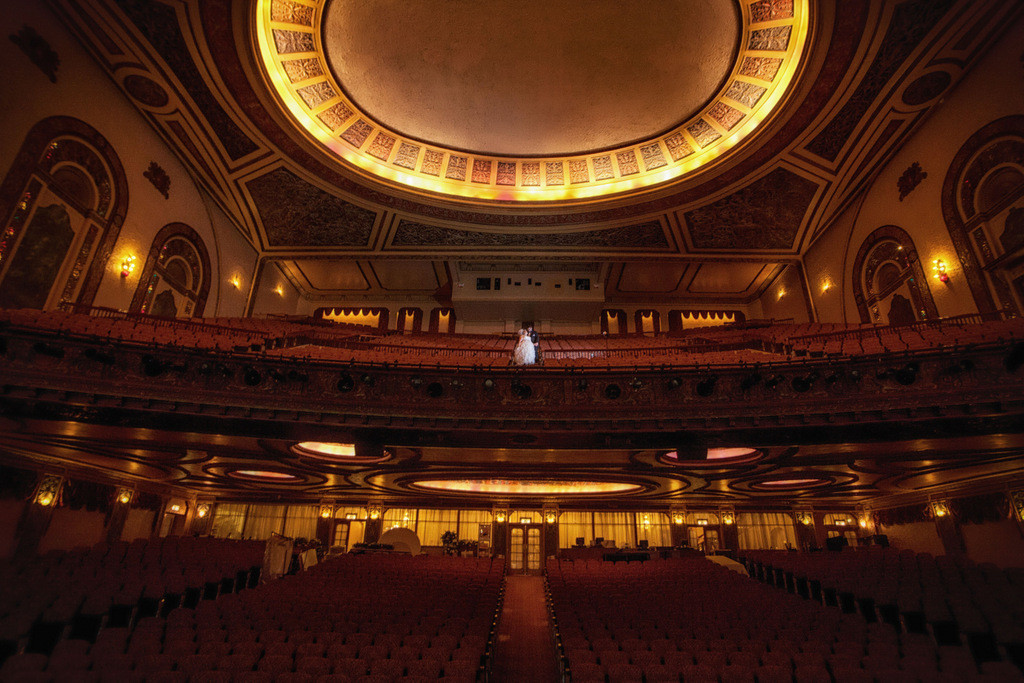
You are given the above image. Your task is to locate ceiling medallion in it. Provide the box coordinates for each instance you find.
[255,0,808,202]
[410,479,643,496]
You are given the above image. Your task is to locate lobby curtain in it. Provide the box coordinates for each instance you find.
[593,512,635,548]
[559,512,593,548]
[283,504,318,540]
[737,512,797,550]
[418,509,458,547]
[211,503,247,539]
[243,504,286,540]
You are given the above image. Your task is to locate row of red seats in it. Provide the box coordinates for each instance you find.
[1,554,501,682]
[546,556,1020,682]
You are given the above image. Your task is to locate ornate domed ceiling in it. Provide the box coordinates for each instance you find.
[256,0,809,201]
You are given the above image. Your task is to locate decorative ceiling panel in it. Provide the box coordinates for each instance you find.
[255,0,809,201]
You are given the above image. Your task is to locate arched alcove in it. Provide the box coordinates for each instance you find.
[0,117,128,309]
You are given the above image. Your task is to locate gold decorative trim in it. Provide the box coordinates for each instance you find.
[255,0,808,201]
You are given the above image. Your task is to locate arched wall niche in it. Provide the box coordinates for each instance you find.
[129,223,212,318]
[942,115,1024,316]
[0,116,128,310]
[851,225,938,325]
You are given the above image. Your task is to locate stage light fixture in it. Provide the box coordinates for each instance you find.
[426,382,444,398]
[667,377,682,389]
[243,367,262,386]
[791,371,818,393]
[604,383,621,399]
[512,380,532,399]
[764,374,783,390]
[410,376,423,387]
[141,354,165,377]
[893,363,918,386]
[482,378,495,390]
[740,372,762,391]
[630,378,643,390]
[823,369,842,385]
[336,373,355,392]
[576,379,589,392]
[360,373,374,386]
[288,369,308,383]
[695,376,717,397]
[1005,342,1024,373]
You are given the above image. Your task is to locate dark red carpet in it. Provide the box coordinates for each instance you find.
[490,575,560,682]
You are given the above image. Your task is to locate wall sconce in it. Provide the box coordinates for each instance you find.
[120,254,136,278]
[821,281,832,294]
[722,511,735,525]
[672,512,685,526]
[931,501,950,518]
[858,516,869,529]
[116,488,133,505]
[274,284,285,296]
[367,505,381,520]
[544,511,557,525]
[196,503,211,518]
[795,511,813,525]
[319,505,333,519]
[932,259,949,283]
[494,510,508,524]
[34,475,62,507]
[230,275,241,290]
[777,289,786,301]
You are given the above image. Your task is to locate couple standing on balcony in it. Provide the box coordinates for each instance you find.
[512,325,540,365]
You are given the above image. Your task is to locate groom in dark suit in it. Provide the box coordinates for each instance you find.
[528,325,540,364]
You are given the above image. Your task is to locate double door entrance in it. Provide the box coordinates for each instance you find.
[509,523,542,574]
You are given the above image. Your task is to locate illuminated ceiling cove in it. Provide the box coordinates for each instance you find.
[255,0,809,201]
[411,479,644,496]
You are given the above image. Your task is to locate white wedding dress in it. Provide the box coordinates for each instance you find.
[512,333,536,365]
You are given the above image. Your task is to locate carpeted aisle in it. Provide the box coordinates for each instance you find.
[490,575,561,682]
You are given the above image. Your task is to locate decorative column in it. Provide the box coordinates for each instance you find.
[491,507,509,558]
[670,508,687,548]
[15,474,63,557]
[720,508,738,551]
[315,503,333,548]
[793,509,816,550]
[365,504,383,543]
[930,501,965,556]
[543,507,559,560]
[189,501,214,536]
[106,488,134,543]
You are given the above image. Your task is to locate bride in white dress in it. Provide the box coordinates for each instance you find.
[512,329,536,365]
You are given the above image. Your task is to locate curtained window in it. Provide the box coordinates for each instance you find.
[383,508,418,533]
[418,509,459,547]
[737,512,797,550]
[558,512,593,548]
[636,512,672,548]
[283,504,318,541]
[243,504,286,540]
[593,512,635,548]
[458,510,492,545]
[211,503,247,539]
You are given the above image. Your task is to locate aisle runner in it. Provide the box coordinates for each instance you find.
[490,575,560,682]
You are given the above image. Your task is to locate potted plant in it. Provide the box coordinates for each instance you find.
[441,530,459,555]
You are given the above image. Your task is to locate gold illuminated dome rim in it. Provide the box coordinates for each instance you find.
[411,479,644,496]
[255,0,809,202]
